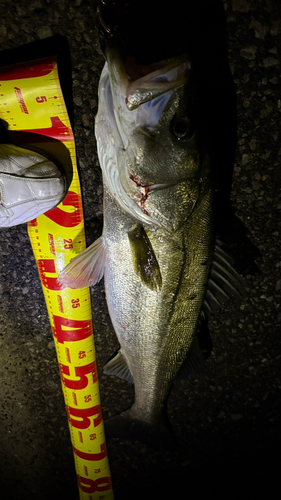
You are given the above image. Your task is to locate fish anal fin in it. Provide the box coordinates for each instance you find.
[58,236,105,289]
[128,224,162,291]
[103,350,134,384]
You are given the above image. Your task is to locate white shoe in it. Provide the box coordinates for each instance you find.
[0,144,66,227]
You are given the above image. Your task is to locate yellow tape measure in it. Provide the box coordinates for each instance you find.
[0,57,114,500]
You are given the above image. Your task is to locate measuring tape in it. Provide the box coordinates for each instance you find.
[0,56,114,500]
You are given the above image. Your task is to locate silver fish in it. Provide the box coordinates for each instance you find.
[59,42,245,446]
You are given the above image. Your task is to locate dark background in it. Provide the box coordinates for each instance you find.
[0,1,280,499]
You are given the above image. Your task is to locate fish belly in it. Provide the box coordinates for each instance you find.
[103,185,213,422]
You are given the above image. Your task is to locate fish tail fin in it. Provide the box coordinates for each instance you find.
[105,407,176,450]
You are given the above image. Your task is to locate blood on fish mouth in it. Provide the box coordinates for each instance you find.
[129,173,172,216]
[129,173,151,216]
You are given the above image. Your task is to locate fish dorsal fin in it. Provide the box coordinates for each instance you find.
[103,350,134,384]
[202,240,246,315]
[128,224,162,291]
[58,236,105,289]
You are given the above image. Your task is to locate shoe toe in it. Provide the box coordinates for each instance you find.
[0,144,62,176]
[0,144,67,227]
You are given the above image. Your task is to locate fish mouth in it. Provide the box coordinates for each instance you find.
[125,55,190,111]
[97,0,191,101]
[105,41,190,111]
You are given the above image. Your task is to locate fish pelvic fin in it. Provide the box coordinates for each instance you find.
[105,406,176,450]
[128,224,162,291]
[58,236,106,289]
[103,349,134,384]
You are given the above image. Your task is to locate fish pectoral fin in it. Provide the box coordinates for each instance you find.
[202,239,247,316]
[128,224,162,291]
[103,350,134,384]
[58,236,106,289]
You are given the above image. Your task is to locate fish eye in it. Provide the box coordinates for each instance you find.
[172,117,192,141]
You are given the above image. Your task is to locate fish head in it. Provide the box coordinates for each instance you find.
[124,83,201,187]
[97,41,210,231]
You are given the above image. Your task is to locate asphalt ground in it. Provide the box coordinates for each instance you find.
[0,1,280,499]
